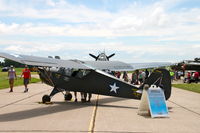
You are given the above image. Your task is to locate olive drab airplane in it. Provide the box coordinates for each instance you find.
[0,52,172,103]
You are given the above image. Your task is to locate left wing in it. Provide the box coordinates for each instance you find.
[0,52,88,69]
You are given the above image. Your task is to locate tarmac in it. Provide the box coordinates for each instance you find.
[0,83,200,133]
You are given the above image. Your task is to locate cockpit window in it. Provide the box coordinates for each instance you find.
[57,67,91,78]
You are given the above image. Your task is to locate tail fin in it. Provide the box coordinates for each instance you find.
[140,69,171,100]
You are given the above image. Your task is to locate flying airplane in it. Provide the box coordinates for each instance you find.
[0,52,172,103]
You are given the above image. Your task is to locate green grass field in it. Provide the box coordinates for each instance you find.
[172,83,200,93]
[0,68,41,90]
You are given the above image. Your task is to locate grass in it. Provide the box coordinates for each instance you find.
[172,83,200,93]
[0,67,41,90]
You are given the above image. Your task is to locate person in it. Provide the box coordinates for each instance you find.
[141,71,146,83]
[122,71,128,82]
[138,71,143,84]
[21,65,31,92]
[74,92,78,102]
[135,70,139,85]
[131,71,137,84]
[170,71,175,81]
[187,72,191,83]
[85,93,92,102]
[115,71,121,79]
[8,65,17,92]
[145,69,149,79]
[81,92,86,102]
[194,71,199,83]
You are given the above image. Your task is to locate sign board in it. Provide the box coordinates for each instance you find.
[138,85,169,118]
[147,85,168,118]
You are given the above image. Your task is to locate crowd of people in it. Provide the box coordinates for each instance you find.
[184,71,199,83]
[170,70,199,83]
[115,69,150,85]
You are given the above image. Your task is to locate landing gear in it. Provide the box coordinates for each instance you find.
[64,93,72,101]
[42,95,51,103]
[42,87,72,103]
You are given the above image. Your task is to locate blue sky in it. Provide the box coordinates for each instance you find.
[0,0,200,63]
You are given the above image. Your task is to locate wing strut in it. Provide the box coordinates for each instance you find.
[42,67,65,96]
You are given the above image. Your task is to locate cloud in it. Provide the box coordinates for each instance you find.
[0,0,200,62]
[0,0,200,41]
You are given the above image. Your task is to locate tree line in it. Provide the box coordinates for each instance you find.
[0,59,24,67]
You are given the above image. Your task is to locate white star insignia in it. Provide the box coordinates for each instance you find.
[109,83,119,93]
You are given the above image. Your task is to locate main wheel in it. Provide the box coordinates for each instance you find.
[42,95,51,103]
[64,93,72,101]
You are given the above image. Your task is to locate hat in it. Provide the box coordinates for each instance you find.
[10,65,13,68]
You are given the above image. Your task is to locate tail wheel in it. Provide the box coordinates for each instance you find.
[64,93,72,101]
[42,95,51,103]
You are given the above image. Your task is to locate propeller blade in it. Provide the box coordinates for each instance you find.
[89,53,98,61]
[107,53,115,60]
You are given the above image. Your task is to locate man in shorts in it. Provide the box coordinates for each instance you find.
[21,65,31,92]
[8,65,17,92]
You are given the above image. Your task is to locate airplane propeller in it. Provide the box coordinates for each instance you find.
[89,52,115,61]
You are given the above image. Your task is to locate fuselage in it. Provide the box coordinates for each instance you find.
[38,67,142,100]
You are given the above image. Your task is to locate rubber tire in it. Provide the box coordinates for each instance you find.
[64,93,72,101]
[42,95,51,103]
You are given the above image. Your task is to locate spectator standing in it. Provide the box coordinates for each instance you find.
[170,71,175,81]
[141,71,146,83]
[123,71,128,82]
[116,71,121,79]
[21,65,31,92]
[74,92,78,102]
[138,71,143,84]
[145,69,149,79]
[131,71,137,84]
[187,72,191,83]
[135,70,139,85]
[8,65,17,92]
[194,71,199,83]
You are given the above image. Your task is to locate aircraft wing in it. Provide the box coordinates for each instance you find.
[0,52,88,69]
[0,52,133,71]
[130,62,173,70]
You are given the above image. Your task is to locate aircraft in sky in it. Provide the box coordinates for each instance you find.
[0,52,172,103]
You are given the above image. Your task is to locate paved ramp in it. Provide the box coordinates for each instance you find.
[0,83,200,133]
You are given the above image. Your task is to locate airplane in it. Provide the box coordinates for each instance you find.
[89,51,115,61]
[0,52,172,103]
[175,58,200,71]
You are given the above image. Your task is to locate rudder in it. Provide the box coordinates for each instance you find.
[140,69,171,100]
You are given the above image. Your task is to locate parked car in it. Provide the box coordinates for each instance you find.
[29,67,38,72]
[1,67,9,72]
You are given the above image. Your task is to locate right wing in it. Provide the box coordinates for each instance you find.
[130,62,173,70]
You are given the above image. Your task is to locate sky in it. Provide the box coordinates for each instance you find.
[0,0,200,63]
